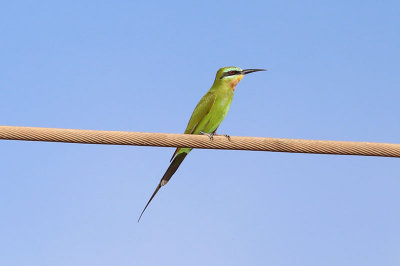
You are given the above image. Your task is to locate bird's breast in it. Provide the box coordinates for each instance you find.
[214,95,233,117]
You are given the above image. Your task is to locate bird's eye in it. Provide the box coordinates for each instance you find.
[220,70,239,79]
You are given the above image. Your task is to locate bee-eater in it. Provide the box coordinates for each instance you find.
[138,66,265,221]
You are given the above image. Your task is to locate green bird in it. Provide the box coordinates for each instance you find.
[138,66,265,221]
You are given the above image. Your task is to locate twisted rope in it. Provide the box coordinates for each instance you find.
[1,126,399,158]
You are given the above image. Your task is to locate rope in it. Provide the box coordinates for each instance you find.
[0,125,399,158]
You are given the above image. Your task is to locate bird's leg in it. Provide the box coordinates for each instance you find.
[200,131,215,141]
[212,129,231,141]
[200,131,231,141]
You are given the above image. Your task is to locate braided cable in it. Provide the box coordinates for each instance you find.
[0,126,399,158]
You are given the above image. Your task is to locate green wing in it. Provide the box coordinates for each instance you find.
[170,92,217,161]
[184,91,217,134]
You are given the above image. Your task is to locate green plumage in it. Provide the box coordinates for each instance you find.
[138,66,265,221]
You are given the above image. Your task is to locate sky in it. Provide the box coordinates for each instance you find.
[1,1,400,265]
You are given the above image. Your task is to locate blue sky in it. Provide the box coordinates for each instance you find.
[1,1,400,265]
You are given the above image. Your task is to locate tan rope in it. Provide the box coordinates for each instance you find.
[0,125,399,158]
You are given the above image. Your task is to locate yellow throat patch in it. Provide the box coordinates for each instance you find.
[229,74,244,91]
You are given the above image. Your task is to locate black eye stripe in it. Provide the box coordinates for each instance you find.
[220,70,240,79]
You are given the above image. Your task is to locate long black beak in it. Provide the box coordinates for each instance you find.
[241,69,266,75]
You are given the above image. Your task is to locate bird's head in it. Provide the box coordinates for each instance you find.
[215,66,266,90]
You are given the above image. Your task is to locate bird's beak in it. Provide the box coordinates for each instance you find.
[241,69,267,75]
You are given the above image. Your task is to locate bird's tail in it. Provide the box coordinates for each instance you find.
[138,151,189,222]
[160,151,188,186]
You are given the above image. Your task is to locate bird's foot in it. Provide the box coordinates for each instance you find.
[200,131,215,141]
[222,134,231,141]
[200,131,231,141]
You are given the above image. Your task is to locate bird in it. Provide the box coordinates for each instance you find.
[138,66,266,221]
